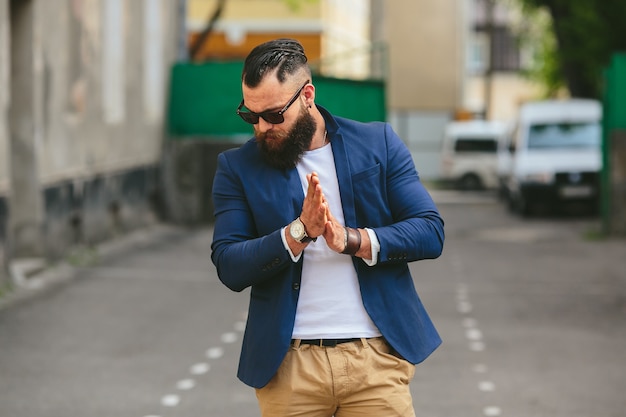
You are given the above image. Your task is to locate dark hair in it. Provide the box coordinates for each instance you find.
[242,38,308,87]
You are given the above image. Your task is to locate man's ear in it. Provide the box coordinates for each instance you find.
[303,84,315,107]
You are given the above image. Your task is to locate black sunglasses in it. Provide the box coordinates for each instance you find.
[236,80,310,125]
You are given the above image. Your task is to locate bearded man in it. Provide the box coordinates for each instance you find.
[211,38,445,417]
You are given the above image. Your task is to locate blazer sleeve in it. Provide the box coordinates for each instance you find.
[372,123,445,262]
[210,151,293,292]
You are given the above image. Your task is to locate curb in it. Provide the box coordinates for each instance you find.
[0,223,184,312]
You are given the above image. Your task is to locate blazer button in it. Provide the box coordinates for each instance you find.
[292,282,300,290]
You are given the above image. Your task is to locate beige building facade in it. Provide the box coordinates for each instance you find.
[186,0,541,179]
[186,0,372,78]
[383,0,542,178]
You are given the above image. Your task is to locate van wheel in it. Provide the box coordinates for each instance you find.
[458,174,483,191]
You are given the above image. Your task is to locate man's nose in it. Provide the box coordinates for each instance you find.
[257,118,274,132]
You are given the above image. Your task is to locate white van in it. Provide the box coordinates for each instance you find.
[440,120,509,190]
[501,99,602,215]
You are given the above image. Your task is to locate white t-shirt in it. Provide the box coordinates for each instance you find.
[286,142,381,339]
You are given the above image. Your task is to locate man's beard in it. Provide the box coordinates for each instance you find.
[255,108,317,170]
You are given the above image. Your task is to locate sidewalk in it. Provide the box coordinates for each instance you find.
[0,223,184,312]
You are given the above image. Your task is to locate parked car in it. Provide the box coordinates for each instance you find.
[440,120,510,190]
[500,99,602,215]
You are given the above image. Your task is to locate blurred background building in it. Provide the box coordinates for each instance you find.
[0,0,573,281]
[0,0,180,278]
[183,0,539,177]
[186,0,373,79]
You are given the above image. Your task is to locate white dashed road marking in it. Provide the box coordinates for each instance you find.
[479,380,496,392]
[453,253,502,415]
[221,332,238,343]
[465,328,483,341]
[484,406,502,416]
[176,379,196,390]
[190,362,210,375]
[161,394,180,407]
[205,346,224,359]
[144,314,247,416]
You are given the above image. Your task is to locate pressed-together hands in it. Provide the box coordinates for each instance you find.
[299,172,344,252]
[298,172,326,239]
[292,172,370,259]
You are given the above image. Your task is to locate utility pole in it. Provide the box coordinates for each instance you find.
[483,0,495,120]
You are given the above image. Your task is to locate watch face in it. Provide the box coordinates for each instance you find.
[290,220,305,240]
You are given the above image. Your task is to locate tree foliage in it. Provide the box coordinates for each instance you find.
[511,0,626,99]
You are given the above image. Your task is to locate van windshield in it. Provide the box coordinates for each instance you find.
[528,122,600,150]
[454,138,498,153]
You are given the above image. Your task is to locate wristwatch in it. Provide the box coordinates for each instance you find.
[289,217,316,243]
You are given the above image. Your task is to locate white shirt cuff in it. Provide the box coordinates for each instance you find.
[364,228,380,266]
[282,226,302,262]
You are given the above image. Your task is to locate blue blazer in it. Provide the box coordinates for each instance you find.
[211,106,445,388]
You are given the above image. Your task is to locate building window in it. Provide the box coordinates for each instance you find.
[468,33,489,73]
[491,27,520,71]
[470,0,522,73]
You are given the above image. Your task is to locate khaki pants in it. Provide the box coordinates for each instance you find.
[255,337,416,417]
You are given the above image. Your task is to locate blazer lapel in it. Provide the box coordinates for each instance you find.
[287,168,305,220]
[330,133,357,227]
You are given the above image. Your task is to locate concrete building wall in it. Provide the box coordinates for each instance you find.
[0,0,9,276]
[386,0,463,111]
[0,0,180,271]
[32,0,172,184]
[0,1,9,196]
[384,0,464,179]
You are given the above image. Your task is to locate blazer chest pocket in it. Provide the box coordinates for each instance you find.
[352,164,387,218]
[352,163,380,183]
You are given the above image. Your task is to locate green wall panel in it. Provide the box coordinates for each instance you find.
[167,62,386,140]
[167,62,246,137]
[314,76,386,124]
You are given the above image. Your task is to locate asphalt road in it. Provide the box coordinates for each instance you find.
[0,190,624,417]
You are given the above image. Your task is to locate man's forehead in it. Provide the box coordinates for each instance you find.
[243,78,294,107]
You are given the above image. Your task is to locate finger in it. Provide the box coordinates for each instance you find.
[306,172,321,200]
[324,203,338,224]
[314,185,325,206]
